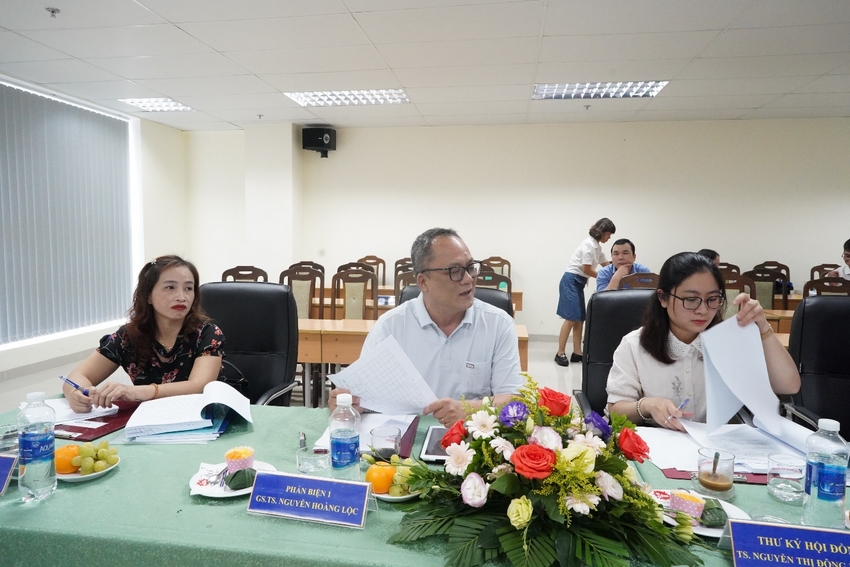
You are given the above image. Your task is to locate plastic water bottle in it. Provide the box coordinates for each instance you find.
[17,392,57,502]
[802,418,849,528]
[329,394,360,469]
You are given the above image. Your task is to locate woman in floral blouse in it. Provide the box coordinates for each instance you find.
[64,255,225,413]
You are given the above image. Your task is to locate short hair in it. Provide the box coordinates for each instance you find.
[589,218,616,240]
[611,238,635,255]
[843,239,850,253]
[411,228,460,275]
[697,249,719,262]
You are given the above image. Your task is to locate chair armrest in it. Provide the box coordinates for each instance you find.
[572,389,592,417]
[257,381,299,406]
[782,402,819,431]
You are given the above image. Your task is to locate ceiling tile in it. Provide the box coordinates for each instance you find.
[319,115,427,128]
[676,54,850,80]
[138,0,347,23]
[377,37,539,68]
[45,80,164,99]
[175,93,302,111]
[135,75,276,97]
[743,107,850,119]
[660,76,814,97]
[179,15,370,51]
[764,92,850,107]
[20,25,212,58]
[205,107,320,122]
[142,119,241,131]
[634,108,749,121]
[345,0,519,11]
[731,0,850,28]
[536,60,689,83]
[0,0,166,31]
[528,97,650,114]
[700,24,850,58]
[308,102,422,119]
[406,84,531,104]
[424,113,527,125]
[0,58,121,83]
[526,110,637,123]
[394,64,535,87]
[262,69,402,91]
[354,2,543,44]
[539,31,720,63]
[642,94,779,110]
[0,31,71,62]
[226,46,386,75]
[415,100,528,115]
[794,74,850,94]
[88,53,247,79]
[129,110,223,123]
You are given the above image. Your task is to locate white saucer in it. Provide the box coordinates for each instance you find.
[189,461,276,498]
[656,489,750,538]
[57,457,120,483]
[374,491,421,503]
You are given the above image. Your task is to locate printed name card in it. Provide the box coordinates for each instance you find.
[0,454,17,496]
[247,471,371,528]
[730,519,850,567]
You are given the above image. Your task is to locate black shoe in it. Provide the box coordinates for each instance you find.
[554,353,570,367]
[570,353,583,363]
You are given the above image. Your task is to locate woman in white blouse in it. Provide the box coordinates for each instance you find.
[606,251,799,431]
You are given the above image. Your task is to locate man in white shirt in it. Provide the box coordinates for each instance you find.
[826,239,850,280]
[329,228,522,426]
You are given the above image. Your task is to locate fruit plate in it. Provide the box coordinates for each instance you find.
[57,457,120,483]
[374,491,421,503]
[189,461,276,498]
[655,489,749,538]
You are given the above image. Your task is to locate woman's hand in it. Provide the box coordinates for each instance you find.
[641,397,694,432]
[733,293,770,333]
[88,382,154,408]
[67,388,93,413]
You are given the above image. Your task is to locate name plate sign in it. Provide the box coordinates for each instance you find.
[247,471,370,528]
[0,454,17,496]
[730,519,850,567]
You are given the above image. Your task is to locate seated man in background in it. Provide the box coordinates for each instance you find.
[825,239,850,280]
[596,239,652,291]
[329,227,522,426]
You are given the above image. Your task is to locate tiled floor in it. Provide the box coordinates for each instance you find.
[0,338,582,415]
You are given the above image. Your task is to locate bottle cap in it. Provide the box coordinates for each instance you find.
[25,392,46,403]
[819,418,841,432]
[336,393,352,407]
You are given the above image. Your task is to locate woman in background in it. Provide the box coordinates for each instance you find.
[555,218,615,366]
[606,252,799,430]
[64,255,225,413]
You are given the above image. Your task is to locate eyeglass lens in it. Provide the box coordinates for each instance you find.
[448,262,481,282]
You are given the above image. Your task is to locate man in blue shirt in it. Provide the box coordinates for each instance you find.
[596,239,652,291]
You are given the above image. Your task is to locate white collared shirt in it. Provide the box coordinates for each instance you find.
[606,328,706,422]
[361,293,522,401]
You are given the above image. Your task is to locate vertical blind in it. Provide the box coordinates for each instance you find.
[0,83,132,345]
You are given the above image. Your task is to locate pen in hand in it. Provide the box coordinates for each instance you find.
[665,398,689,423]
[59,375,90,397]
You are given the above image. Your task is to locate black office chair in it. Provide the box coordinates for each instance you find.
[397,285,513,317]
[573,289,655,417]
[783,296,850,438]
[199,282,299,406]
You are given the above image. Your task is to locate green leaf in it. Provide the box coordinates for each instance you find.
[387,513,455,543]
[555,530,579,567]
[499,528,558,567]
[446,514,505,567]
[491,473,521,496]
[531,493,565,524]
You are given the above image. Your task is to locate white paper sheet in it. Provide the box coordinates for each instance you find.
[683,421,802,473]
[42,398,118,425]
[636,426,702,470]
[329,336,438,414]
[314,414,417,452]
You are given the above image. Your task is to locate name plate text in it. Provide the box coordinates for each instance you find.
[731,519,850,567]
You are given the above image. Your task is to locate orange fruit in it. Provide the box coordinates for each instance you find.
[364,462,395,494]
[55,445,81,474]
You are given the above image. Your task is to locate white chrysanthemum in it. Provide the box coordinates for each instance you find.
[445,441,475,476]
[489,437,515,460]
[572,431,607,455]
[595,471,623,501]
[565,494,601,515]
[466,410,499,440]
[529,426,563,451]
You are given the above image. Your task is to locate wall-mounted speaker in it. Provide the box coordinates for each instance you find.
[302,127,336,158]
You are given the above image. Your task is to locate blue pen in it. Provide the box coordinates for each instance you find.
[60,375,90,397]
[665,398,689,422]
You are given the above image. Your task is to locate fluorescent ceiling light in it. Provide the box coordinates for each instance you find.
[118,98,194,112]
[532,82,668,100]
[284,89,409,107]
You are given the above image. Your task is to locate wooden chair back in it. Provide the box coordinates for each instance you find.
[481,256,511,279]
[476,272,511,295]
[717,263,739,275]
[289,261,325,274]
[723,273,757,319]
[395,257,411,272]
[617,272,659,290]
[357,255,386,286]
[222,265,268,282]
[394,263,415,304]
[331,268,378,320]
[803,278,850,297]
[279,267,324,319]
[337,261,375,274]
[753,261,790,282]
[742,268,788,310]
[811,264,840,280]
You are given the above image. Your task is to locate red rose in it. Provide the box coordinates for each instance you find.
[440,420,468,449]
[617,428,650,463]
[538,387,571,417]
[511,444,557,479]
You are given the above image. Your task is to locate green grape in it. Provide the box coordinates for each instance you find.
[78,445,95,458]
[96,440,109,452]
[92,460,108,473]
[70,456,83,467]
[81,456,95,470]
[97,449,110,460]
[108,447,118,456]
[105,455,119,466]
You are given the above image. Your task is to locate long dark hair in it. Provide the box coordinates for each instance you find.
[125,255,209,370]
[588,218,616,240]
[639,252,726,364]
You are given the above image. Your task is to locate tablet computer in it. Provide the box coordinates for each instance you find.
[420,425,449,462]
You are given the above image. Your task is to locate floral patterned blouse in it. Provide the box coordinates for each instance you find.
[97,322,226,385]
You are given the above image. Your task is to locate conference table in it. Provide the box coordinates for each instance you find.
[1,404,802,567]
[764,309,795,334]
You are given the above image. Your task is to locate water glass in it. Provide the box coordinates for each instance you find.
[370,426,401,460]
[767,453,805,504]
[295,447,330,475]
[695,447,735,500]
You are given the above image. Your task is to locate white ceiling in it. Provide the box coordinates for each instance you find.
[1,0,849,131]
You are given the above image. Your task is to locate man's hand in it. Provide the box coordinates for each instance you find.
[423,398,466,426]
[328,388,363,413]
[615,264,632,277]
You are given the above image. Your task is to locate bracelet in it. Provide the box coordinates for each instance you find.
[636,398,650,422]
[152,383,159,399]
[760,326,774,340]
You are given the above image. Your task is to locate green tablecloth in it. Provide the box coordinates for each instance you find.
[0,404,808,567]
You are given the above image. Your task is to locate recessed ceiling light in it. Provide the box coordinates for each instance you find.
[532,82,668,100]
[118,98,194,112]
[284,89,410,107]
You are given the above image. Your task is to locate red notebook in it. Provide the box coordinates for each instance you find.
[54,401,140,442]
[660,467,768,485]
[399,416,420,458]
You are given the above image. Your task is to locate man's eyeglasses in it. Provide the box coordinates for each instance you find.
[420,261,482,282]
[668,294,726,311]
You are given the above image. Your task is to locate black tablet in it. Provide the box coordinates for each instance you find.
[419,425,449,462]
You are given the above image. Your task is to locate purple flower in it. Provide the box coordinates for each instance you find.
[584,412,612,440]
[499,401,529,428]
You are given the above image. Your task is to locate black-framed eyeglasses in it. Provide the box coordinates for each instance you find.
[668,293,726,311]
[420,261,482,282]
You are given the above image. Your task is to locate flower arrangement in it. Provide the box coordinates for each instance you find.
[389,375,701,567]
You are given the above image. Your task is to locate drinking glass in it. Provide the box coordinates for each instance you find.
[694,447,735,500]
[766,453,805,504]
[370,426,401,460]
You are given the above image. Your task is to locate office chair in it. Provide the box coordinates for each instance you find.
[398,285,513,317]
